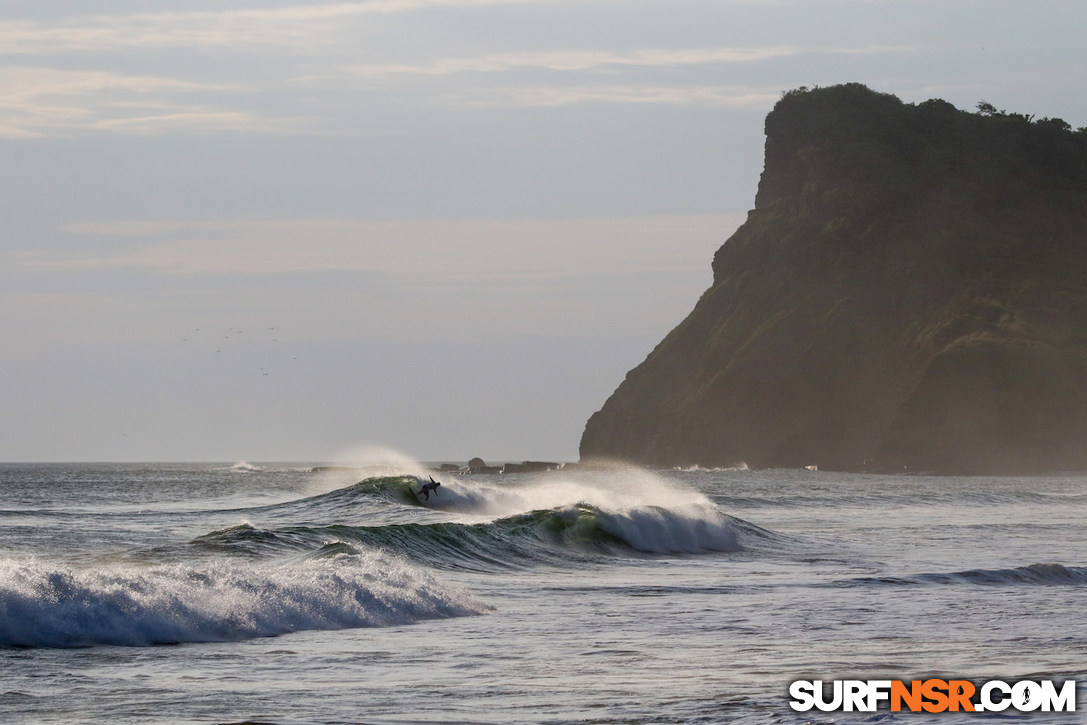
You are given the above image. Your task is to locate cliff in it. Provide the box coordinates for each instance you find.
[580,84,1087,475]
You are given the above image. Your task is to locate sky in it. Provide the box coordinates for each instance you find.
[2,0,1085,463]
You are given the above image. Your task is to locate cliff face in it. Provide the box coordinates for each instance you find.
[580,84,1087,474]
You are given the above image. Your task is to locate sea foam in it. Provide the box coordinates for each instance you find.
[0,552,488,648]
[415,466,741,554]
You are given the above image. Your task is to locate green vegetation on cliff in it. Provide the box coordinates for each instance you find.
[580,83,1087,474]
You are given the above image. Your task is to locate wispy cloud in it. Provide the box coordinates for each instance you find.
[336,44,912,108]
[90,110,271,135]
[344,45,907,77]
[0,0,537,53]
[333,44,912,108]
[1,65,233,94]
[0,1,918,138]
[459,85,782,109]
[0,66,295,138]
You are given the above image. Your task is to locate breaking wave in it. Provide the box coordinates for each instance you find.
[325,473,740,555]
[0,467,756,648]
[0,552,488,649]
[192,498,742,571]
[180,471,751,571]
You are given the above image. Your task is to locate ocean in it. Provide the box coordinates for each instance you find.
[0,461,1084,724]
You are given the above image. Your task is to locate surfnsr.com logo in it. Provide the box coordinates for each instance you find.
[789,679,1076,713]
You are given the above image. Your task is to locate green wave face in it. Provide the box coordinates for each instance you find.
[190,475,747,570]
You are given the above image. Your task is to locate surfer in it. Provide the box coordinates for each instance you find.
[416,476,441,501]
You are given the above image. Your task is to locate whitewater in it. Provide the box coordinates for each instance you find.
[0,463,1084,723]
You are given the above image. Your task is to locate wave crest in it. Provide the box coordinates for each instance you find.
[0,553,488,649]
[847,562,1087,588]
[194,500,742,569]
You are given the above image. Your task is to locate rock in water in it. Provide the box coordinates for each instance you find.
[580,83,1087,475]
[467,457,502,474]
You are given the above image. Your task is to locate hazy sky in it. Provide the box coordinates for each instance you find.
[2,0,1085,463]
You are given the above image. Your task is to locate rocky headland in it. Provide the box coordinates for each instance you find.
[580,84,1087,475]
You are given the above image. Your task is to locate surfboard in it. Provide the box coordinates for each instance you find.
[404,482,423,505]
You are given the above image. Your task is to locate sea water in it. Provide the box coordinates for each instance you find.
[0,462,1084,723]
